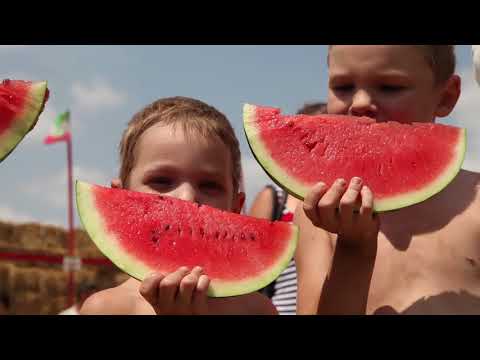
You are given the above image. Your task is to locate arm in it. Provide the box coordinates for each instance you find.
[80,287,146,315]
[298,178,379,315]
[318,240,377,315]
[248,187,274,220]
[294,206,334,315]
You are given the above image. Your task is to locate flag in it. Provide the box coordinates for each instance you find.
[44,111,71,144]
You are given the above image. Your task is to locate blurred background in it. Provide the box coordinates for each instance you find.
[0,45,478,314]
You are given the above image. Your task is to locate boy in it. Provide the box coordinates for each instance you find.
[295,45,480,315]
[81,96,277,315]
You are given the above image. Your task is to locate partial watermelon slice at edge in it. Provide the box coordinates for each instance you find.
[76,180,298,297]
[243,104,467,212]
[0,81,49,162]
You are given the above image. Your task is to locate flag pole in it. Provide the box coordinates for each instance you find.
[66,127,76,308]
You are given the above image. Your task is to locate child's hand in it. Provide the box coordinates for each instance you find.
[140,266,210,315]
[303,177,380,253]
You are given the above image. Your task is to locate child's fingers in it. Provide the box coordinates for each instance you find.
[339,177,363,226]
[360,185,381,233]
[317,179,347,229]
[158,267,190,309]
[139,273,164,306]
[192,275,210,315]
[178,266,203,309]
[359,185,374,219]
[303,182,328,226]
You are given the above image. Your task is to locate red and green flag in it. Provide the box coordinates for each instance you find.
[44,111,71,144]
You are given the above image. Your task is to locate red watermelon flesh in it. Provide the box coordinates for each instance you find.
[244,104,466,212]
[76,181,298,297]
[0,79,49,162]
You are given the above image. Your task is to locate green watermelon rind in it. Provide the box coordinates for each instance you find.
[0,81,48,162]
[244,103,467,212]
[244,104,311,199]
[76,180,298,298]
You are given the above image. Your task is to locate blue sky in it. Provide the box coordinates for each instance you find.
[0,45,478,228]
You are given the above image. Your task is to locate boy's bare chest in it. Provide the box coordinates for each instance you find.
[367,220,480,315]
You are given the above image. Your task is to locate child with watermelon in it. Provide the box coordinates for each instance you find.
[295,45,480,315]
[80,96,278,315]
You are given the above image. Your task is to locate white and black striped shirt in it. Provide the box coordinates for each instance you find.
[270,185,297,315]
[271,259,297,315]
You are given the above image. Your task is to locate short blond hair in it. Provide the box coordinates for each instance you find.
[415,45,456,84]
[119,96,241,191]
[328,45,456,85]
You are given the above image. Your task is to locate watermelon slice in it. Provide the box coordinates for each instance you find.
[76,181,298,297]
[244,104,466,212]
[0,79,49,162]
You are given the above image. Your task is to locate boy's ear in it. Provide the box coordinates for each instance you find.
[232,192,246,214]
[435,74,461,118]
[111,178,123,189]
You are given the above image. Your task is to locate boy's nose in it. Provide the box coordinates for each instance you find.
[349,90,377,118]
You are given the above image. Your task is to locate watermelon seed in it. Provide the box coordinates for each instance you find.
[249,233,255,241]
[305,141,318,152]
[150,229,161,245]
[164,224,171,231]
[214,231,220,239]
[199,227,205,237]
[241,233,245,240]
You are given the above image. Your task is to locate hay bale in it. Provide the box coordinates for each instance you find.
[0,220,126,314]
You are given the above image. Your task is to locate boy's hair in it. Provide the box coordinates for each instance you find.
[417,45,456,84]
[119,96,241,192]
[328,45,456,85]
[297,101,327,115]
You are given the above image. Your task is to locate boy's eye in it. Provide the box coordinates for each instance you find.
[380,85,406,92]
[200,181,223,191]
[332,84,354,92]
[152,177,173,186]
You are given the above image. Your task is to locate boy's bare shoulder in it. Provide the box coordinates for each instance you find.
[80,278,154,315]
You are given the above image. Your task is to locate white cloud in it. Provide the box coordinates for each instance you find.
[0,205,35,223]
[445,66,480,172]
[71,79,127,111]
[0,205,62,227]
[24,165,112,209]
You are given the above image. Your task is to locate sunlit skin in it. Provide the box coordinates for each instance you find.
[296,45,480,315]
[80,123,277,315]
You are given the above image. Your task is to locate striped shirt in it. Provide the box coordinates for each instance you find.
[270,185,298,316]
[271,258,297,315]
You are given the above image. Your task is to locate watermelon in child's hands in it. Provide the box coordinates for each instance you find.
[243,104,466,212]
[76,181,298,297]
